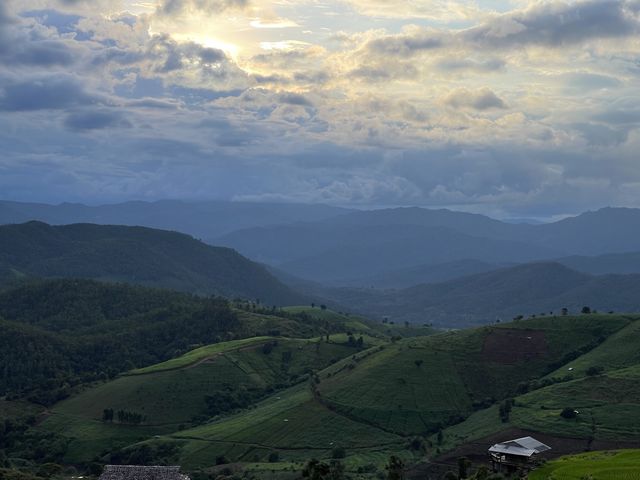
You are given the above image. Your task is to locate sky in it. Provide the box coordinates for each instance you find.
[1,0,640,218]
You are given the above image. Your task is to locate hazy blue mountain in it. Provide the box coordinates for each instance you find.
[324,263,640,327]
[276,226,563,284]
[0,221,307,306]
[217,206,640,285]
[0,200,349,239]
[338,259,509,289]
[555,251,640,275]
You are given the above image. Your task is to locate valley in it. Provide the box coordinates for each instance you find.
[2,203,640,479]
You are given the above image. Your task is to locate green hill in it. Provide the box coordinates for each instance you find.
[0,279,345,403]
[40,334,381,463]
[11,311,640,476]
[73,314,637,473]
[0,221,306,306]
[429,316,640,468]
[530,449,640,479]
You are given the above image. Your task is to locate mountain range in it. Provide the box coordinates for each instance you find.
[323,262,640,326]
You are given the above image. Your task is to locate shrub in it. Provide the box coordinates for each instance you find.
[560,407,578,419]
[586,366,604,376]
[331,447,346,459]
[268,452,279,463]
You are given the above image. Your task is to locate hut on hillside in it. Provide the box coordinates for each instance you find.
[99,465,190,480]
[488,436,551,474]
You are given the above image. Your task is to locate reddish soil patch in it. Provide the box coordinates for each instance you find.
[408,428,640,480]
[482,329,548,364]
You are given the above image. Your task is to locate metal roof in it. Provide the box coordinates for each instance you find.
[488,436,551,457]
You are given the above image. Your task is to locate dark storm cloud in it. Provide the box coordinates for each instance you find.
[0,75,96,111]
[64,109,132,131]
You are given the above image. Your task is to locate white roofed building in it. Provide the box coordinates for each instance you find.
[488,436,551,474]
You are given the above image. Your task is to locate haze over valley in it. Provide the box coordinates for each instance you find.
[4,0,640,478]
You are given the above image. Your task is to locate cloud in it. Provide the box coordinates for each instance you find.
[0,75,97,111]
[443,88,508,111]
[361,0,640,59]
[64,109,132,130]
[436,57,506,73]
[155,0,250,16]
[463,0,640,48]
[343,0,484,21]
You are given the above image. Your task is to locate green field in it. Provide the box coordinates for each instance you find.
[530,450,640,479]
[316,316,630,436]
[34,313,640,474]
[511,365,640,440]
[41,335,371,462]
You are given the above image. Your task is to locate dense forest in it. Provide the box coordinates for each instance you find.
[0,221,308,306]
[0,279,243,404]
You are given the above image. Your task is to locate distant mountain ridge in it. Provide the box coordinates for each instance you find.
[0,199,350,239]
[3,201,640,289]
[0,221,307,306]
[217,206,640,284]
[324,262,640,326]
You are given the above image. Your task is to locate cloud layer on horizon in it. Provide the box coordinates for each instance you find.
[1,0,640,218]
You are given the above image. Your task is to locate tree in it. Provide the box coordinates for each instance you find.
[437,429,444,445]
[302,459,330,480]
[328,460,345,480]
[386,456,404,480]
[582,306,592,314]
[268,452,279,463]
[320,305,327,310]
[458,457,472,479]
[331,447,346,459]
[560,407,578,419]
[561,307,569,316]
[414,359,423,368]
[499,398,513,423]
[586,365,604,376]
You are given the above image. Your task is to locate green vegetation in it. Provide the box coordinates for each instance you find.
[0,279,353,403]
[5,294,640,478]
[315,315,629,436]
[0,221,305,305]
[39,335,374,463]
[530,450,640,479]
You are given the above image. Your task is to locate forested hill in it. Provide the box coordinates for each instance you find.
[0,279,340,403]
[0,221,307,306]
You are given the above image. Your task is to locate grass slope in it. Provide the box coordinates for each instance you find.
[434,316,640,458]
[37,313,640,474]
[315,316,629,436]
[530,450,640,479]
[41,335,373,463]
